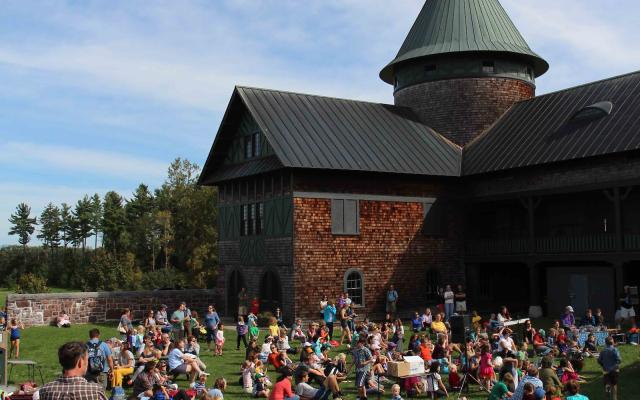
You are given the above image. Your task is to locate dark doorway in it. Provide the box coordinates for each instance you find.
[260,270,282,314]
[227,269,246,317]
[468,263,529,315]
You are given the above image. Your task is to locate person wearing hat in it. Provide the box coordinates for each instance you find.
[561,306,576,328]
[254,372,270,398]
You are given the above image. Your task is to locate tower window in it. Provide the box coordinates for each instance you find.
[424,64,436,73]
[482,61,495,73]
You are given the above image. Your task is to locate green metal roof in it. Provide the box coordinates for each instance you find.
[380,0,548,84]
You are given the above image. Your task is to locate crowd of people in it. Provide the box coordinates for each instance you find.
[4,284,635,400]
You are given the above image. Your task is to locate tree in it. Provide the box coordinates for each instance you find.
[154,210,173,269]
[59,203,73,248]
[37,203,61,257]
[73,196,93,255]
[125,184,155,270]
[8,202,37,266]
[102,191,127,255]
[90,193,102,249]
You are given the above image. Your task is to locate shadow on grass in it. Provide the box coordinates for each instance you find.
[580,359,640,400]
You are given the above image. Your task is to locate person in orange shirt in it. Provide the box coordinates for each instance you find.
[419,336,432,362]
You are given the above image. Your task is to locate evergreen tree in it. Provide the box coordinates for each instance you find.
[90,193,102,249]
[37,203,61,255]
[73,196,93,254]
[8,202,37,266]
[59,203,73,248]
[125,184,155,270]
[102,191,127,254]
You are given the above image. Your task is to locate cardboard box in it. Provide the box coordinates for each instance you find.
[387,356,425,377]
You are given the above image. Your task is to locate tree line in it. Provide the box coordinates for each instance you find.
[4,158,218,292]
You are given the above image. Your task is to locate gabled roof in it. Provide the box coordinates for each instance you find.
[380,0,548,84]
[199,87,462,184]
[463,71,640,175]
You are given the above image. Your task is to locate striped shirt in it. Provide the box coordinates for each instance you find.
[39,376,108,400]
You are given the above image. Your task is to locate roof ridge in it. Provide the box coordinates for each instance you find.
[516,69,640,104]
[235,85,395,107]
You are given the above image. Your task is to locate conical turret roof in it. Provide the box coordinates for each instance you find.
[380,0,548,84]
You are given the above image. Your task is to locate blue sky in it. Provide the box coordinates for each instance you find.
[1,0,640,245]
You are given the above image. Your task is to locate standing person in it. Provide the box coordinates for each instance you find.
[118,309,133,341]
[85,328,114,390]
[454,284,467,314]
[386,285,398,317]
[236,316,249,350]
[7,318,24,359]
[39,341,108,400]
[204,305,221,352]
[182,302,193,337]
[443,285,455,321]
[171,303,187,341]
[251,297,261,315]
[238,288,249,320]
[155,304,172,333]
[353,336,374,400]
[598,336,621,400]
[322,301,337,340]
[339,304,352,345]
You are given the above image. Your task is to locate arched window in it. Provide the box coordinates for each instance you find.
[344,269,364,306]
[425,268,440,302]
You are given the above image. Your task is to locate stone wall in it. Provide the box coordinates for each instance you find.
[394,77,534,146]
[292,197,464,320]
[5,289,222,327]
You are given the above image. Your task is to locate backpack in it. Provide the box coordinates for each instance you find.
[110,386,126,400]
[87,341,106,375]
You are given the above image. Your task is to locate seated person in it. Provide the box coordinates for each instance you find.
[295,370,342,400]
[560,306,576,328]
[582,333,598,357]
[411,312,422,332]
[167,338,208,383]
[532,329,554,356]
[430,314,447,335]
[57,310,71,328]
[112,341,135,388]
[422,361,448,398]
[580,309,597,327]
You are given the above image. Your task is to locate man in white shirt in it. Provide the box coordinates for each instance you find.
[167,339,208,384]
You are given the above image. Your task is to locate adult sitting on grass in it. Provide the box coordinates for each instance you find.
[270,368,299,400]
[112,340,135,387]
[168,338,208,384]
[39,341,108,400]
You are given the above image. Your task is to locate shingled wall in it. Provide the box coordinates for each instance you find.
[395,77,534,147]
[292,197,464,320]
[5,289,222,327]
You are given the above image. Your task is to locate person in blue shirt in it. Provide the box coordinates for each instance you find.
[386,285,398,316]
[411,312,422,332]
[322,302,337,340]
[598,336,621,400]
[85,328,114,390]
[204,305,221,352]
[580,309,597,327]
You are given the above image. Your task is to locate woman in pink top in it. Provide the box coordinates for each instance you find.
[268,369,299,400]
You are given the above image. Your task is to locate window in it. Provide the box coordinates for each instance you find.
[332,199,359,235]
[240,204,249,236]
[240,202,263,236]
[252,132,261,157]
[423,200,447,236]
[425,269,440,302]
[344,269,364,306]
[244,136,253,159]
[482,61,495,73]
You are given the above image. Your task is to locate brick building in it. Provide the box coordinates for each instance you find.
[199,0,640,322]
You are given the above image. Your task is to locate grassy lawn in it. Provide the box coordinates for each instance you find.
[2,322,639,399]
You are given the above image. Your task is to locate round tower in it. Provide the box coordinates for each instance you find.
[380,0,548,147]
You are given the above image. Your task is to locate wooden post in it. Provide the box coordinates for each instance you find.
[520,196,540,254]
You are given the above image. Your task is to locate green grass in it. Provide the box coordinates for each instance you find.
[4,323,640,399]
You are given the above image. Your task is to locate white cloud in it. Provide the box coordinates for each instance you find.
[0,141,167,182]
